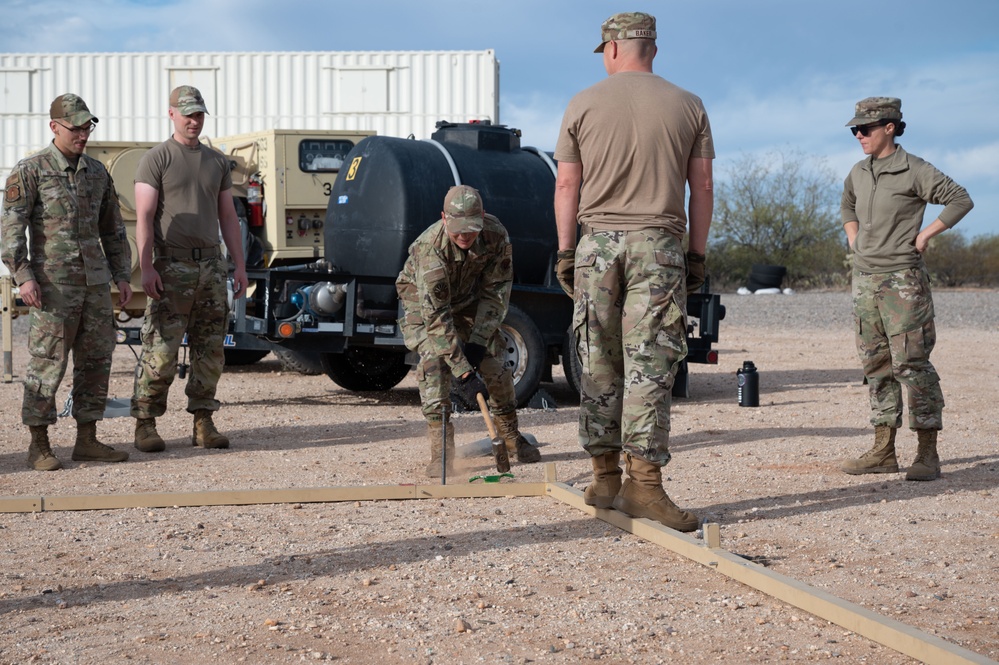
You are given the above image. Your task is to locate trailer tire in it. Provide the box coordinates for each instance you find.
[224,349,270,366]
[499,305,545,407]
[321,348,411,392]
[274,347,324,376]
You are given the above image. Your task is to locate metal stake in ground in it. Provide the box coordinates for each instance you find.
[441,406,449,485]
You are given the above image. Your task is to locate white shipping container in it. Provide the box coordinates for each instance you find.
[0,49,500,275]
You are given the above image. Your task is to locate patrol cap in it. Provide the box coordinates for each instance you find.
[442,185,484,234]
[49,94,98,126]
[847,97,902,126]
[594,12,657,53]
[169,85,210,115]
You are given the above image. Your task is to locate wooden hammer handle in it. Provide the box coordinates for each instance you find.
[475,393,498,439]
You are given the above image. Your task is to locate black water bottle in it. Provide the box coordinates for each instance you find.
[737,361,760,407]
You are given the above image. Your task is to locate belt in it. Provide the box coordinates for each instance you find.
[581,223,673,236]
[157,246,221,261]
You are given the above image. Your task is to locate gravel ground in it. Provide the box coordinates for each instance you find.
[1,289,997,665]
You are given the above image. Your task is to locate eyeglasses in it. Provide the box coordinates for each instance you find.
[55,121,96,135]
[850,120,891,137]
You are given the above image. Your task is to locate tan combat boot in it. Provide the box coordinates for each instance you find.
[906,429,941,481]
[27,425,63,471]
[72,421,129,463]
[612,454,699,532]
[841,425,899,475]
[192,409,230,449]
[425,420,455,478]
[492,412,541,463]
[134,418,166,453]
[583,451,622,509]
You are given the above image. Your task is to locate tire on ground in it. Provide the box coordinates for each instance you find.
[321,347,411,392]
[498,304,545,407]
[273,347,324,375]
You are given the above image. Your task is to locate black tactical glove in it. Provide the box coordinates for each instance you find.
[453,372,489,409]
[685,251,706,293]
[556,249,575,297]
[463,342,488,371]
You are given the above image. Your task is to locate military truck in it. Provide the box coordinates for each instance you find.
[230,121,724,405]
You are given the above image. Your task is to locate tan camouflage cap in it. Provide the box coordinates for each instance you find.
[594,12,657,53]
[443,185,484,233]
[169,85,210,115]
[847,97,902,126]
[49,93,98,126]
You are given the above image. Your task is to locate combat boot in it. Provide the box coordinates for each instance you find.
[134,418,166,453]
[583,451,622,509]
[192,409,230,449]
[72,421,129,463]
[27,425,63,471]
[906,429,941,481]
[425,420,455,478]
[841,425,899,475]
[492,412,541,463]
[612,454,699,532]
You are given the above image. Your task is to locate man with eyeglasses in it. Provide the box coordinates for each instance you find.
[2,93,133,470]
[840,96,974,481]
[129,85,247,453]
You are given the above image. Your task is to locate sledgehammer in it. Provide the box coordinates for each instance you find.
[476,393,511,473]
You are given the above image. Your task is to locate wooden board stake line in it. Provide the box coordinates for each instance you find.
[1,462,993,665]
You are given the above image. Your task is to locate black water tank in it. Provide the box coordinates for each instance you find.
[324,122,558,309]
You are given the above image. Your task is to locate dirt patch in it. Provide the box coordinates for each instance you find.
[1,290,997,664]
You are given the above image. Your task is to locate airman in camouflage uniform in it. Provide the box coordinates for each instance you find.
[841,97,973,481]
[396,185,541,478]
[129,85,248,453]
[553,12,714,532]
[1,94,133,470]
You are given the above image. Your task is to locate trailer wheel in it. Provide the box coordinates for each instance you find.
[224,349,270,366]
[499,305,545,407]
[321,347,411,392]
[562,327,583,396]
[273,347,324,376]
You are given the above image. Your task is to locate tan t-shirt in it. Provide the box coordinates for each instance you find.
[554,72,714,239]
[134,137,232,249]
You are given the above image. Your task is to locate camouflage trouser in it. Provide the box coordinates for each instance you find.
[853,267,943,430]
[131,256,228,418]
[571,229,688,465]
[22,282,116,426]
[416,325,516,423]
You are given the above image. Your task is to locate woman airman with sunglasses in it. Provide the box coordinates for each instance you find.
[839,97,973,482]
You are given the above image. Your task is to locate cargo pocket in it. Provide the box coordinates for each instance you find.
[897,319,937,364]
[571,252,598,373]
[27,310,66,362]
[656,294,688,379]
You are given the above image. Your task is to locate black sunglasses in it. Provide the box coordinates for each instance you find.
[850,120,892,137]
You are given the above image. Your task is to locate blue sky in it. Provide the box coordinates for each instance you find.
[5,0,998,238]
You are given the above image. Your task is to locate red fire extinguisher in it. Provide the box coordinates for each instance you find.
[247,175,264,228]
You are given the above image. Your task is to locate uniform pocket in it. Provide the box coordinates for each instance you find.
[425,266,449,308]
[897,319,936,363]
[27,309,66,361]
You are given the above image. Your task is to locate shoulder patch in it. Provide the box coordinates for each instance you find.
[4,182,21,205]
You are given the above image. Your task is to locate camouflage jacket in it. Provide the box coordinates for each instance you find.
[2,142,130,287]
[396,214,513,378]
